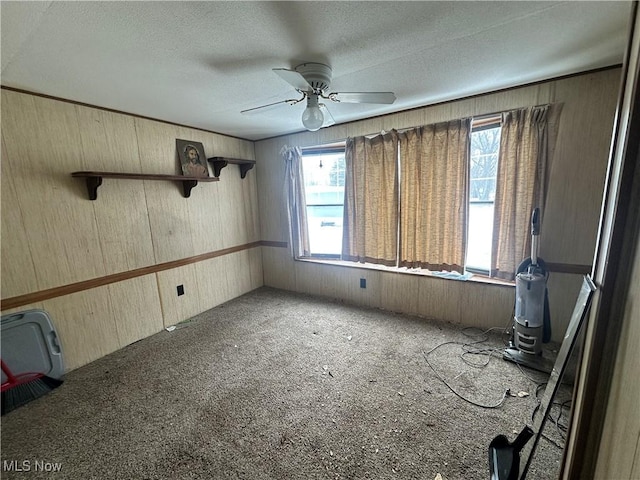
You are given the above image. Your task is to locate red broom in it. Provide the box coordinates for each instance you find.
[1,359,63,415]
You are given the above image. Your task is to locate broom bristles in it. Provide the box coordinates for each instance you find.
[1,376,63,415]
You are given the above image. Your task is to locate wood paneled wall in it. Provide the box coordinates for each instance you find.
[255,69,621,340]
[0,69,621,370]
[594,227,640,479]
[1,90,263,371]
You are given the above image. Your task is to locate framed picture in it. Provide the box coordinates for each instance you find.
[176,139,209,177]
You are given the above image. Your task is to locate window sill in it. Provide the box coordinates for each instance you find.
[295,257,514,287]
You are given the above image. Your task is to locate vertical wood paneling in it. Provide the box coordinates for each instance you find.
[594,234,640,479]
[535,82,554,106]
[317,124,349,145]
[455,281,514,330]
[133,118,198,263]
[416,276,514,329]
[43,287,120,371]
[107,275,164,348]
[472,87,542,118]
[194,256,231,312]
[1,91,106,290]
[76,107,156,274]
[261,246,296,291]
[218,164,248,246]
[239,139,256,163]
[224,250,254,300]
[380,271,419,315]
[346,116,385,138]
[448,98,476,121]
[295,262,337,299]
[133,119,184,175]
[293,261,332,297]
[546,273,584,341]
[156,264,202,327]
[291,262,383,309]
[175,125,227,255]
[541,70,620,265]
[1,134,39,297]
[255,140,288,242]
[416,275,462,324]
[331,265,382,309]
[248,246,264,290]
[359,269,383,309]
[419,103,453,127]
[242,172,261,241]
[184,182,225,255]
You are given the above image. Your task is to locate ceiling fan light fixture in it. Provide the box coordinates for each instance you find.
[246,61,395,131]
[301,95,324,131]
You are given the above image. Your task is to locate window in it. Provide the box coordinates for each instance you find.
[466,120,501,273]
[301,146,346,256]
[299,127,501,270]
[296,118,504,276]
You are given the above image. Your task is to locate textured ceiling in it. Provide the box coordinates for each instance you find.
[0,1,633,140]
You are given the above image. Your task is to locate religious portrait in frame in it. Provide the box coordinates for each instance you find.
[176,139,209,177]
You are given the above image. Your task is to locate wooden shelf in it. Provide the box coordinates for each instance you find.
[71,171,219,200]
[207,157,256,179]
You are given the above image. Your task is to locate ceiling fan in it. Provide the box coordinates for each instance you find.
[241,62,397,131]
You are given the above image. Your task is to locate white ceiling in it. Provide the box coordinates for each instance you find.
[0,1,633,141]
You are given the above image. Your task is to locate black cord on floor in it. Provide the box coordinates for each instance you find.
[459,326,506,367]
[422,349,511,409]
[527,377,572,450]
[421,326,512,409]
[531,381,572,448]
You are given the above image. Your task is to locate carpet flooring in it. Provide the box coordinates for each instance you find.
[1,287,570,479]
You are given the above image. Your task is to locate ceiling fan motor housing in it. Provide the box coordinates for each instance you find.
[295,62,332,93]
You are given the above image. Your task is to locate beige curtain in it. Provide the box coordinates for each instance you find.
[398,119,471,272]
[342,131,399,265]
[282,145,310,258]
[491,105,558,280]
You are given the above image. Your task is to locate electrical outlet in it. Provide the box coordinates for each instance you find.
[360,278,366,289]
[177,285,184,296]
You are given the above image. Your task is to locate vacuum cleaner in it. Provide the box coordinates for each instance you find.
[503,208,554,374]
[489,426,534,480]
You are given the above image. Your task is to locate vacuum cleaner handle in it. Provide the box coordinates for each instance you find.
[531,208,540,236]
[488,426,534,480]
[511,426,534,451]
[530,208,540,267]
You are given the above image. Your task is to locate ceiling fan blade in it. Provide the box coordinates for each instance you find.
[330,92,396,104]
[241,98,302,115]
[319,104,335,127]
[273,68,312,91]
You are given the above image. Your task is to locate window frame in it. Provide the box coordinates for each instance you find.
[294,116,509,284]
[300,143,347,259]
[465,116,502,276]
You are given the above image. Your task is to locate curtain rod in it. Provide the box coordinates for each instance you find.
[301,103,552,148]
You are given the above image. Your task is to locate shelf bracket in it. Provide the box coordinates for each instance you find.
[211,159,228,178]
[86,176,103,200]
[238,162,255,179]
[181,179,198,198]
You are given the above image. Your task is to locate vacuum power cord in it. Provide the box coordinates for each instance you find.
[422,327,512,409]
